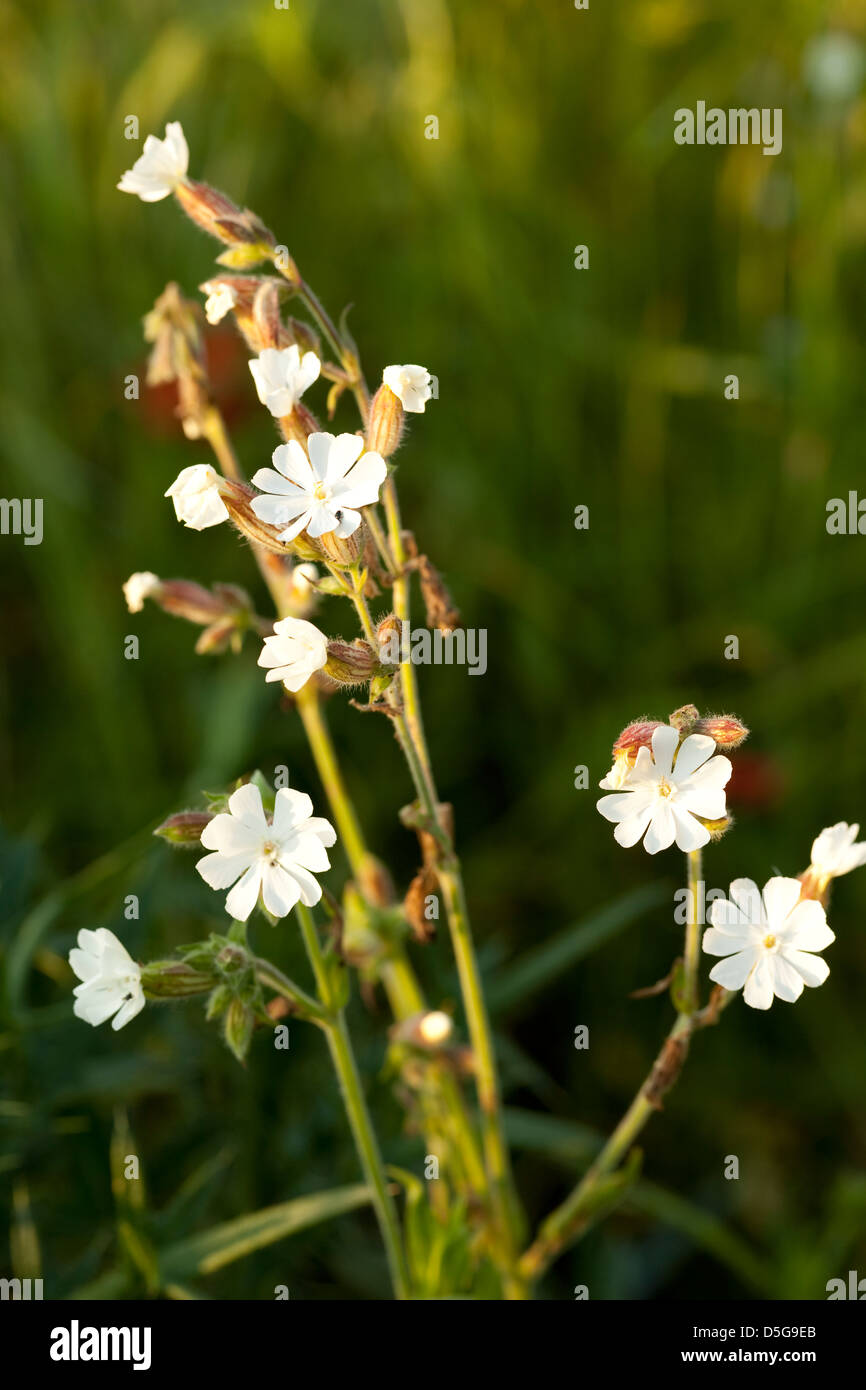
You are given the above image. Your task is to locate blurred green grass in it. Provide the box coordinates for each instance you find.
[1,0,865,1298]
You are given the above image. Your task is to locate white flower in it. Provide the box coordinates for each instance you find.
[383,363,433,413]
[69,928,145,1031]
[597,725,731,855]
[202,282,237,325]
[123,571,160,613]
[165,464,229,530]
[808,822,866,881]
[196,781,337,921]
[703,877,834,1010]
[117,121,189,202]
[251,432,387,541]
[249,346,321,417]
[258,616,328,692]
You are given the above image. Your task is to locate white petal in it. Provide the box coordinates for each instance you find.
[709,948,759,989]
[227,782,269,831]
[770,956,805,1004]
[613,803,654,848]
[224,864,263,921]
[781,947,830,988]
[671,805,710,852]
[761,876,803,928]
[650,725,679,776]
[643,802,676,854]
[782,900,835,952]
[672,733,715,779]
[272,787,314,835]
[261,862,302,918]
[743,956,775,1010]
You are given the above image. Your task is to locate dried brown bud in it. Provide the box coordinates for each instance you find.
[669,704,700,735]
[693,714,749,749]
[252,281,282,349]
[357,854,395,908]
[366,384,405,458]
[176,180,276,264]
[404,867,439,943]
[418,556,460,632]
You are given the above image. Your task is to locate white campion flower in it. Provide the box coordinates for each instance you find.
[249,346,321,417]
[123,571,161,613]
[117,121,189,202]
[258,615,328,692]
[383,363,433,413]
[251,432,387,541]
[808,822,866,882]
[597,725,731,855]
[196,782,337,921]
[165,464,229,530]
[202,282,237,325]
[703,877,834,1010]
[69,929,145,1031]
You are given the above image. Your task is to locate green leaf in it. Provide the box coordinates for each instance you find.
[158,1184,374,1280]
[488,883,668,1015]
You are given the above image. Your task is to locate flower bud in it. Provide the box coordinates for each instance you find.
[140,960,217,998]
[252,280,282,348]
[154,811,213,847]
[175,180,276,266]
[195,616,243,655]
[223,997,255,1064]
[612,719,663,759]
[668,704,700,735]
[693,714,749,749]
[390,1010,453,1051]
[318,523,364,568]
[324,639,379,685]
[376,613,403,664]
[366,384,405,458]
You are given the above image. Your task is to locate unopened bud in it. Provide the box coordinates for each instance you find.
[318,523,364,568]
[324,639,379,685]
[366,384,405,458]
[223,997,255,1064]
[154,811,213,847]
[669,704,700,735]
[612,719,663,760]
[287,318,321,356]
[693,714,749,749]
[390,1010,453,1051]
[140,960,217,998]
[376,613,403,663]
[195,616,243,655]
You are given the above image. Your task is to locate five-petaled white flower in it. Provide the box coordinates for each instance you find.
[597,725,731,854]
[69,928,145,1030]
[383,363,433,413]
[808,822,866,883]
[117,121,189,202]
[258,615,328,692]
[165,464,229,530]
[251,432,387,541]
[196,781,337,921]
[703,877,834,1010]
[123,571,160,613]
[202,282,237,325]
[249,345,321,417]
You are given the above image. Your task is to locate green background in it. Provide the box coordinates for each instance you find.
[1,0,865,1299]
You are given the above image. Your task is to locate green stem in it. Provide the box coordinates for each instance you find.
[519,847,710,1284]
[253,958,329,1023]
[295,902,410,1300]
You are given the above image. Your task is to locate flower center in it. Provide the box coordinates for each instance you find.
[313,481,329,502]
[763,934,777,950]
[262,840,280,866]
[657,778,673,798]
